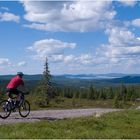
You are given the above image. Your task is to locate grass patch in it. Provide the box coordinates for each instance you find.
[28,97,115,110]
[0,110,139,139]
[26,95,140,110]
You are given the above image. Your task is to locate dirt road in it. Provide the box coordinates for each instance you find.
[0,108,120,125]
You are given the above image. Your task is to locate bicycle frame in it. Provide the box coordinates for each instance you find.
[0,91,30,119]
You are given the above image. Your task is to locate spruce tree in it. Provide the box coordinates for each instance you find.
[130,86,137,101]
[43,57,52,105]
[120,84,127,102]
[75,90,80,98]
[99,88,106,100]
[108,87,114,99]
[114,93,120,108]
[87,86,96,100]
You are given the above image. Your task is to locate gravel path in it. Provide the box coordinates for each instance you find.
[0,108,121,125]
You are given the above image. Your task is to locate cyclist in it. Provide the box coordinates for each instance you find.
[6,72,25,107]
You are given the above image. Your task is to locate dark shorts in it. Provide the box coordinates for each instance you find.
[6,88,19,98]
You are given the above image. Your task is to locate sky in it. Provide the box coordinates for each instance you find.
[0,1,140,75]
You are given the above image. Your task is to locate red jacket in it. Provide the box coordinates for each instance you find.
[7,76,24,89]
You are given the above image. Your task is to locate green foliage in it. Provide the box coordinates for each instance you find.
[79,89,87,99]
[33,83,46,107]
[107,87,114,99]
[0,110,139,139]
[98,88,107,100]
[130,86,138,101]
[87,86,96,100]
[43,58,51,86]
[31,82,140,109]
[120,84,127,101]
[75,90,80,98]
[0,88,5,101]
[113,93,122,108]
[42,57,55,105]
[1,73,140,109]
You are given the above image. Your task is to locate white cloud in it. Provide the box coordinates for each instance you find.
[50,54,75,63]
[132,18,140,27]
[27,38,96,65]
[1,7,9,11]
[0,12,20,23]
[27,39,76,60]
[17,61,27,67]
[22,1,116,32]
[0,58,11,66]
[96,26,140,67]
[27,26,140,70]
[105,26,140,47]
[0,59,28,74]
[118,0,137,6]
[22,1,140,73]
[75,54,93,65]
[50,54,95,65]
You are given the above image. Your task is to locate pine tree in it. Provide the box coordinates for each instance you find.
[43,57,52,105]
[114,93,120,108]
[126,86,133,101]
[98,88,106,100]
[79,88,87,99]
[120,84,127,102]
[72,93,76,107]
[130,86,137,101]
[75,90,80,98]
[108,87,114,99]
[87,86,96,100]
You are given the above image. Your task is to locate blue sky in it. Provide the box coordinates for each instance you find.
[0,1,140,75]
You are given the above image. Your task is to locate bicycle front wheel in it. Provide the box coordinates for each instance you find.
[19,100,30,117]
[0,100,11,119]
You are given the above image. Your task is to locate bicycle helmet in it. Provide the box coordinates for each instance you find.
[17,72,24,77]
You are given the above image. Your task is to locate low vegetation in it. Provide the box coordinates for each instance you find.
[23,82,140,110]
[0,110,139,139]
[0,82,140,110]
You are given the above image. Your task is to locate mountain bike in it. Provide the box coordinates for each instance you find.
[0,91,30,119]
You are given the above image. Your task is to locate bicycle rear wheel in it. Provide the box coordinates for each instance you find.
[0,100,11,119]
[19,100,30,117]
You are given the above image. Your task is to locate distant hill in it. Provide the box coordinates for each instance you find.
[0,74,43,81]
[1,74,140,88]
[109,76,140,83]
[1,73,140,81]
[63,73,126,79]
